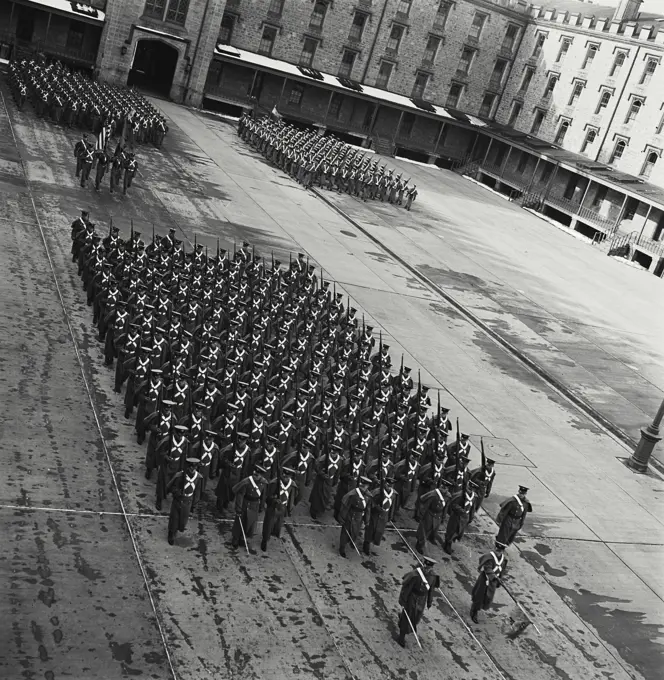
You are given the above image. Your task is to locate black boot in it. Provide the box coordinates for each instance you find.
[168,532,174,546]
[443,541,453,555]
[261,539,267,552]
[470,608,479,624]
[145,468,151,480]
[363,541,371,556]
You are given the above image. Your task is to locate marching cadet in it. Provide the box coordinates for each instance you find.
[442,480,477,554]
[283,439,316,505]
[166,457,202,545]
[405,185,418,211]
[363,477,396,556]
[79,139,95,188]
[469,457,496,514]
[94,147,110,191]
[156,425,190,511]
[338,476,371,558]
[309,445,343,520]
[396,556,439,648]
[496,486,532,546]
[74,133,90,178]
[123,152,138,195]
[333,447,364,521]
[230,466,268,550]
[470,541,508,623]
[415,486,448,555]
[261,467,296,552]
[143,399,174,480]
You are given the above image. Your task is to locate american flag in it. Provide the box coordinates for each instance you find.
[95,125,110,151]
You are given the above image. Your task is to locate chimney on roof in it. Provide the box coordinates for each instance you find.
[613,0,643,22]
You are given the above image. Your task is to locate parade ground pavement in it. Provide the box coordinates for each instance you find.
[1,80,663,680]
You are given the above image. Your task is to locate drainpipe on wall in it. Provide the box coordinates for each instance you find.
[360,0,389,85]
[184,0,212,104]
[595,45,640,163]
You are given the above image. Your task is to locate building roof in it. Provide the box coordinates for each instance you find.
[214,45,488,129]
[20,0,105,23]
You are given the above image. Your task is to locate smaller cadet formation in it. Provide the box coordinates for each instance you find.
[70,211,533,643]
[8,57,168,148]
[73,133,138,195]
[238,114,418,210]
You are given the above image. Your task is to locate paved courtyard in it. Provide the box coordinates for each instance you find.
[0,80,663,680]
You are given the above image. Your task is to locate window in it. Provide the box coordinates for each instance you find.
[423,35,441,64]
[288,84,304,107]
[640,58,658,86]
[349,12,367,42]
[582,44,598,70]
[144,0,166,20]
[165,0,189,24]
[610,140,626,164]
[555,119,570,145]
[268,0,284,15]
[329,93,343,119]
[641,151,659,179]
[400,113,415,138]
[503,24,519,52]
[300,37,318,67]
[519,67,534,93]
[397,0,412,16]
[568,81,585,106]
[531,110,545,135]
[458,47,475,75]
[596,90,611,114]
[387,24,404,53]
[610,51,627,77]
[339,49,357,78]
[592,185,608,208]
[490,58,508,88]
[219,13,234,45]
[259,26,277,56]
[412,72,430,99]
[533,33,546,58]
[376,61,394,88]
[469,13,487,40]
[447,82,463,108]
[434,1,452,30]
[479,93,497,118]
[625,98,643,124]
[66,21,85,50]
[508,101,522,127]
[580,128,597,153]
[658,112,664,135]
[309,2,327,30]
[556,38,572,63]
[517,152,529,174]
[544,74,558,97]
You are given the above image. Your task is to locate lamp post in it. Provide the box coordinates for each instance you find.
[628,398,664,472]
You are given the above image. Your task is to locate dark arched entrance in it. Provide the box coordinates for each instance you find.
[128,39,178,96]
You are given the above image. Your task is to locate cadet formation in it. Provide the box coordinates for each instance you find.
[8,58,168,146]
[238,114,419,210]
[8,57,170,195]
[70,211,533,647]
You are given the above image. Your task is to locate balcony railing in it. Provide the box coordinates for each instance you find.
[545,193,581,214]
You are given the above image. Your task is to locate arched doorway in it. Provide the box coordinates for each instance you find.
[128,39,178,96]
